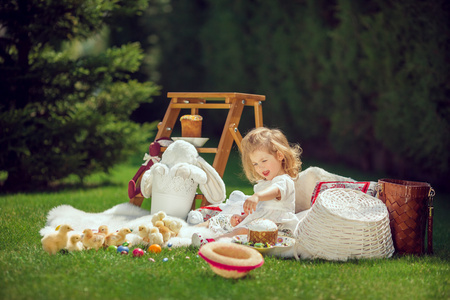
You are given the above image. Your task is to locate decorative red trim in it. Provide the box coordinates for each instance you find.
[199,206,222,211]
[311,181,371,205]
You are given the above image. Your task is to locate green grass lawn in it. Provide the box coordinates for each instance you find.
[0,150,449,300]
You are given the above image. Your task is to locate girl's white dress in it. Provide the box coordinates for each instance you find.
[235,174,299,235]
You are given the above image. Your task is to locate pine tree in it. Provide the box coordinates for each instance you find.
[0,0,159,190]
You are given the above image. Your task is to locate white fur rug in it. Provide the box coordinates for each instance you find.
[39,203,218,247]
[39,203,304,257]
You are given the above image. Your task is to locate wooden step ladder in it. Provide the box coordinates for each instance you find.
[130,92,265,207]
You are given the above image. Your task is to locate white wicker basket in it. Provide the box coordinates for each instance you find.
[295,188,394,261]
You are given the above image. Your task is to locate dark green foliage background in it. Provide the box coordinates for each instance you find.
[0,0,160,190]
[134,0,449,189]
[1,0,448,190]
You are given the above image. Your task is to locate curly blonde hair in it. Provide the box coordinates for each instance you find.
[240,127,302,183]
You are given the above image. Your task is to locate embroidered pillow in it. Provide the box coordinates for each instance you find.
[310,181,377,206]
[196,205,222,222]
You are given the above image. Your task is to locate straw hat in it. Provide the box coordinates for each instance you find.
[295,188,394,261]
[198,242,264,279]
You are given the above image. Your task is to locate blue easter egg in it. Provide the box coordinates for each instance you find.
[117,245,129,253]
[163,257,169,262]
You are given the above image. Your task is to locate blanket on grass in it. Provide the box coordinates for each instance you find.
[39,203,219,248]
[39,202,305,258]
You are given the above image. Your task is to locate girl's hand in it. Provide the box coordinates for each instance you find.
[243,195,259,215]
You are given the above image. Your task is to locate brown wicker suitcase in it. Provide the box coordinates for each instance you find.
[377,179,435,255]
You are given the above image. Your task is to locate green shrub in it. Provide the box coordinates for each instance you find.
[0,0,159,190]
[148,0,449,186]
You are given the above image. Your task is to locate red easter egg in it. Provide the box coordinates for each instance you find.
[132,248,145,257]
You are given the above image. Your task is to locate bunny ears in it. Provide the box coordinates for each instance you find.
[162,139,226,204]
[140,140,226,205]
[196,156,226,204]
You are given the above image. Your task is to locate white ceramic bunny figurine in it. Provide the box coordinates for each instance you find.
[140,140,226,220]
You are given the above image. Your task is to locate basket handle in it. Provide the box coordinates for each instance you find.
[427,188,435,255]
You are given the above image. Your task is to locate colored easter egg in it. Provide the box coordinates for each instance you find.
[167,242,172,248]
[117,245,129,253]
[163,257,168,262]
[132,248,145,257]
[148,244,162,254]
[107,245,118,252]
[148,258,155,262]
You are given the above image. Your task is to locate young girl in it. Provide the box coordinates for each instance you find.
[192,127,302,246]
